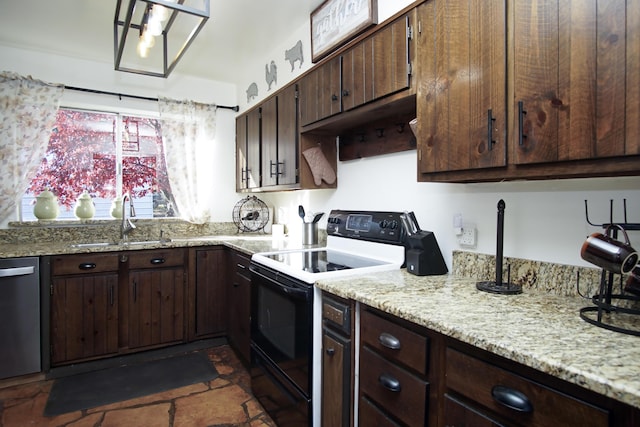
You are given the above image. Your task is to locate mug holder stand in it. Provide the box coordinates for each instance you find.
[580,199,640,336]
[578,269,640,336]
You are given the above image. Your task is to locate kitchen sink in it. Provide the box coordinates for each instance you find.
[69,240,170,249]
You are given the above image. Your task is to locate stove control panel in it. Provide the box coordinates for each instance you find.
[326,210,406,245]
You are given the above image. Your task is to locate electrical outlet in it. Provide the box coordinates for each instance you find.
[458,226,476,247]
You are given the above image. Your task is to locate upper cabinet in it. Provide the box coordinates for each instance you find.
[513,0,640,164]
[236,108,261,190]
[416,0,506,174]
[416,0,640,182]
[300,10,415,129]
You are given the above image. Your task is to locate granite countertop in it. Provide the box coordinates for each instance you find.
[2,233,639,410]
[315,269,640,410]
[0,235,296,259]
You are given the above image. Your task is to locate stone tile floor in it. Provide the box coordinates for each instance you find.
[0,345,277,427]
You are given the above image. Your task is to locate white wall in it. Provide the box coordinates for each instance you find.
[236,0,415,110]
[0,45,239,224]
[259,151,640,270]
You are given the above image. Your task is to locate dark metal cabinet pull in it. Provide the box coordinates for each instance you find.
[109,285,114,306]
[342,90,350,97]
[150,258,165,265]
[491,385,533,413]
[78,262,97,270]
[379,332,401,350]
[378,373,401,392]
[331,94,338,101]
[132,281,137,302]
[518,101,527,146]
[326,348,335,356]
[487,109,496,150]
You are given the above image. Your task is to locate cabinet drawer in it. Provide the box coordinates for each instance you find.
[359,396,402,427]
[361,309,428,375]
[360,346,428,426]
[52,253,120,275]
[445,347,609,427]
[127,248,185,269]
[234,252,251,279]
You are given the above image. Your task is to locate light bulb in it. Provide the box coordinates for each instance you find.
[147,17,162,36]
[141,31,155,48]
[137,37,150,58]
[151,5,168,22]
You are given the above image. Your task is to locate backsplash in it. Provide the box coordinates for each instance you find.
[452,250,611,298]
[0,220,244,245]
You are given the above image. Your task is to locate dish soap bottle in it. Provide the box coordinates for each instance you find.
[74,191,95,219]
[33,189,59,220]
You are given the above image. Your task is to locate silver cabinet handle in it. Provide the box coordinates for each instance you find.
[0,266,35,278]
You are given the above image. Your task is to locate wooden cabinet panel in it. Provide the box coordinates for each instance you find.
[276,83,299,186]
[192,247,227,339]
[445,347,609,427]
[228,251,251,364]
[127,268,185,349]
[360,308,428,375]
[261,96,278,187]
[246,108,261,189]
[443,393,505,427]
[50,274,119,365]
[51,253,119,276]
[372,14,411,100]
[359,346,428,426]
[300,57,341,126]
[127,248,185,270]
[514,0,637,164]
[417,0,506,174]
[341,42,371,111]
[236,115,248,191]
[322,330,351,427]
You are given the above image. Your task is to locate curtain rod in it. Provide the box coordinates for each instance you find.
[65,85,239,112]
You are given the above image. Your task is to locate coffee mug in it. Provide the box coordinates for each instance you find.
[581,225,638,274]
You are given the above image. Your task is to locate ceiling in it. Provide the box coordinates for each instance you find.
[0,0,324,83]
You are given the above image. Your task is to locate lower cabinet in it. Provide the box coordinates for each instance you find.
[321,294,354,427]
[189,247,228,340]
[50,253,120,365]
[228,250,251,364]
[359,307,431,427]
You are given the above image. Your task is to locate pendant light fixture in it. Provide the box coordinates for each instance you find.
[114,0,210,78]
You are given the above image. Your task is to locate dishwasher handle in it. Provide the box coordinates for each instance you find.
[0,266,35,278]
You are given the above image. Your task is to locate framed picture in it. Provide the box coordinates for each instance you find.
[311,0,378,63]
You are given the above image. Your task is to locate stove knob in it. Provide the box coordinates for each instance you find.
[379,220,388,228]
[390,220,398,229]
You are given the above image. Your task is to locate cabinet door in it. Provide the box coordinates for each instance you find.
[246,108,261,188]
[128,268,185,349]
[261,96,278,187]
[228,252,251,364]
[514,0,638,164]
[371,13,412,100]
[193,248,227,339]
[300,57,341,126]
[236,115,248,191]
[50,274,118,365]
[322,329,351,427]
[342,41,372,111]
[417,0,506,173]
[277,83,299,186]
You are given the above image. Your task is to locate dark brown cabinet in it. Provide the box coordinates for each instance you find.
[321,294,354,427]
[416,0,506,175]
[358,307,431,427]
[416,0,640,182]
[513,0,639,165]
[50,253,120,365]
[126,249,187,350]
[236,108,261,190]
[261,83,299,188]
[301,11,414,127]
[228,250,251,364]
[299,56,341,127]
[189,247,227,340]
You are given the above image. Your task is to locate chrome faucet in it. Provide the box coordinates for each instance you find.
[121,193,136,242]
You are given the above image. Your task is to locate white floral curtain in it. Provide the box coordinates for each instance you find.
[158,97,217,224]
[0,72,64,223]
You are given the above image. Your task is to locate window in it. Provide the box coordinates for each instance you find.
[22,108,178,220]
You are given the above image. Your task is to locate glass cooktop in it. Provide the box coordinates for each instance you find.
[263,249,389,274]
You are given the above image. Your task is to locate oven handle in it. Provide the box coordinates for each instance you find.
[250,265,311,299]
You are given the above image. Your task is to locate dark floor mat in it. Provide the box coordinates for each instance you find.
[44,351,218,416]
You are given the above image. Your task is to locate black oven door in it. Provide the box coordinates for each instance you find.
[250,262,313,426]
[250,262,313,395]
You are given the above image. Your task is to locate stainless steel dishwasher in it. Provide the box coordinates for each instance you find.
[0,257,41,379]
